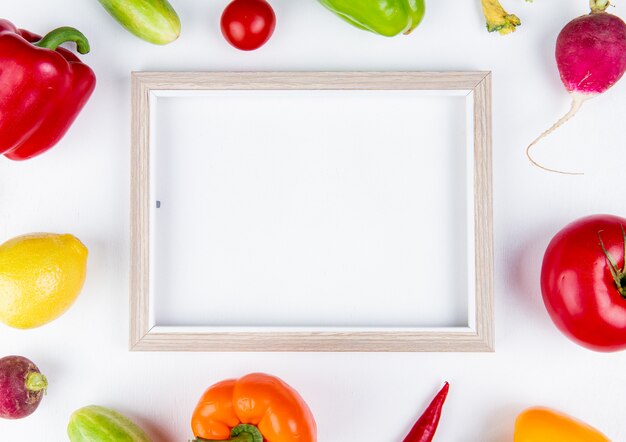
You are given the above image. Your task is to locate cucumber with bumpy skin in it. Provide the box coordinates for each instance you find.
[68,405,152,442]
[97,0,180,45]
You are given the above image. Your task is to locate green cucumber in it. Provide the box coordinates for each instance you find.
[68,405,152,442]
[97,0,181,45]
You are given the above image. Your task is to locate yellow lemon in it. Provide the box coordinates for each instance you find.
[0,233,88,329]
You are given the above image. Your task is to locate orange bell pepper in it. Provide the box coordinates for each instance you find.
[191,373,317,442]
[514,407,610,442]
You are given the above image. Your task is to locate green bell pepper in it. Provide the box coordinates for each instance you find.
[319,0,426,37]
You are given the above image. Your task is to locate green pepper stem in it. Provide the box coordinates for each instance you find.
[193,424,263,442]
[590,0,610,13]
[481,0,521,35]
[230,436,252,442]
[25,372,48,394]
[194,435,251,442]
[35,27,90,54]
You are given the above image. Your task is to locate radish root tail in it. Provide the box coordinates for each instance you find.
[525,94,588,175]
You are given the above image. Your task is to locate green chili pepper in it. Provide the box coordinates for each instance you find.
[319,0,426,37]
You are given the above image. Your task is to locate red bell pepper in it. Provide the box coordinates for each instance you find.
[0,19,96,160]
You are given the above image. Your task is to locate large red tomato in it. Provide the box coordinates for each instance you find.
[541,214,626,351]
[220,0,276,51]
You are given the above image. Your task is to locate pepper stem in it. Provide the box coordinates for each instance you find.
[598,226,626,298]
[193,424,263,442]
[590,0,610,13]
[481,0,521,35]
[34,27,90,54]
[25,372,48,394]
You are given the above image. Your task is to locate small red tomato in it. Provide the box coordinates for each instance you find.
[220,0,276,51]
[541,214,626,351]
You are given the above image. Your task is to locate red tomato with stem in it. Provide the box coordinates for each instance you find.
[541,214,626,351]
[220,0,276,51]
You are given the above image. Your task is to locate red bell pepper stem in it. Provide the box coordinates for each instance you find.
[194,424,263,442]
[34,27,90,54]
[403,382,449,442]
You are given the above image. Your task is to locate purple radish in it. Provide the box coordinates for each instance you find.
[526,0,626,174]
[0,356,47,419]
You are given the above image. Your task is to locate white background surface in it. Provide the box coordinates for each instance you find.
[152,91,469,328]
[2,1,626,441]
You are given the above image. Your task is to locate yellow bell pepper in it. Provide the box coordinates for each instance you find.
[514,407,610,442]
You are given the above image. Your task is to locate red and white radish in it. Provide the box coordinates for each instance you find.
[0,356,47,419]
[527,0,626,174]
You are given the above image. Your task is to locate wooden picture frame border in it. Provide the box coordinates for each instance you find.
[130,72,493,352]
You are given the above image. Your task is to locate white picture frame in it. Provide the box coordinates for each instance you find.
[130,72,493,352]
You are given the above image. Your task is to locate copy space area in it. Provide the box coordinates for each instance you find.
[152,90,469,327]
